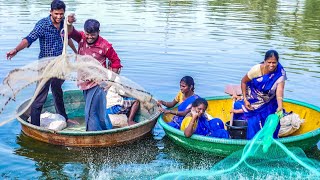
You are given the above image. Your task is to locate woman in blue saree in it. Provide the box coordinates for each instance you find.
[157,76,199,129]
[233,50,286,139]
[181,98,229,138]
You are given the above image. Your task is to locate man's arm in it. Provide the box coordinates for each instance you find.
[6,39,29,60]
[6,20,44,60]
[67,14,82,43]
[106,46,122,74]
[68,39,77,53]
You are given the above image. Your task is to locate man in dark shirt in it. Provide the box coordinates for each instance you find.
[6,0,77,126]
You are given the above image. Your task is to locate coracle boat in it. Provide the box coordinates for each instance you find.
[17,90,160,147]
[158,96,320,156]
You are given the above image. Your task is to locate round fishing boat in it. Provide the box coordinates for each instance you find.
[158,96,320,156]
[17,90,160,147]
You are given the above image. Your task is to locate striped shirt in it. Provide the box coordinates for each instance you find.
[25,15,64,59]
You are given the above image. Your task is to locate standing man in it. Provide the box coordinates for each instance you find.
[67,15,122,131]
[6,0,77,126]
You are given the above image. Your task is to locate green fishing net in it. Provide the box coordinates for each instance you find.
[157,113,320,179]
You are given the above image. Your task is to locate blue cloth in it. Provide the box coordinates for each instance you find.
[106,105,122,114]
[167,94,199,129]
[194,117,229,138]
[83,86,112,131]
[106,97,136,114]
[25,15,64,59]
[234,63,285,139]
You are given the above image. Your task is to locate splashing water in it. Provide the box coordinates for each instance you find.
[156,113,320,179]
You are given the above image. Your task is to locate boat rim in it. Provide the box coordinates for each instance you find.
[158,96,320,145]
[16,110,160,136]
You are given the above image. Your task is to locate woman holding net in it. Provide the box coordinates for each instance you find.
[232,50,287,139]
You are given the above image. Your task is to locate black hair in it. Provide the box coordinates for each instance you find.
[191,98,208,109]
[51,0,66,11]
[264,50,279,62]
[180,76,195,91]
[84,19,100,33]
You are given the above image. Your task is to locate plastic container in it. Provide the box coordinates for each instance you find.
[226,120,247,139]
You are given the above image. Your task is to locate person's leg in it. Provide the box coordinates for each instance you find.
[30,79,51,126]
[51,78,68,120]
[85,86,111,131]
[127,100,139,125]
[83,90,90,130]
[98,88,112,129]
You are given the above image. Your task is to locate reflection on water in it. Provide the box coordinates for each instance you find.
[0,0,319,179]
[14,133,223,179]
[15,133,161,179]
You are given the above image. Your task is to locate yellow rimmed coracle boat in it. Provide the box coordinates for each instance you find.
[158,96,320,156]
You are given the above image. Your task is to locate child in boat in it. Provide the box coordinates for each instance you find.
[106,85,140,126]
[180,98,229,138]
[157,76,199,129]
[231,100,246,120]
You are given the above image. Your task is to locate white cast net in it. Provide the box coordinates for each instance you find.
[0,18,157,126]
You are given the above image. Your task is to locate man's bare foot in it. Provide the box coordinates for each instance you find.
[67,119,80,125]
[128,120,137,126]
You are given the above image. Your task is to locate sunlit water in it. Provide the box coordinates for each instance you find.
[0,0,319,179]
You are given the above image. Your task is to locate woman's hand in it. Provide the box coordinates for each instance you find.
[158,107,171,114]
[244,99,253,110]
[157,100,165,107]
[191,109,200,119]
[158,107,165,113]
[276,106,283,113]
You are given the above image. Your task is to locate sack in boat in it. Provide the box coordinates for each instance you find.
[279,112,304,137]
[27,112,67,131]
[108,114,128,128]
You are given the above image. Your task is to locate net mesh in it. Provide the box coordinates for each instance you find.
[157,114,320,179]
[0,18,156,125]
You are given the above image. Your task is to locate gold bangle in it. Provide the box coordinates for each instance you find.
[277,97,283,100]
[175,111,178,115]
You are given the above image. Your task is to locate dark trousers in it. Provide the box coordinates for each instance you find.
[30,78,68,126]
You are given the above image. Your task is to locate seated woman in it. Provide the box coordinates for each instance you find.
[157,76,199,129]
[232,50,287,139]
[180,98,229,138]
[106,85,140,126]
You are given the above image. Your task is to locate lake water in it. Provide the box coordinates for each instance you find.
[0,0,319,179]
